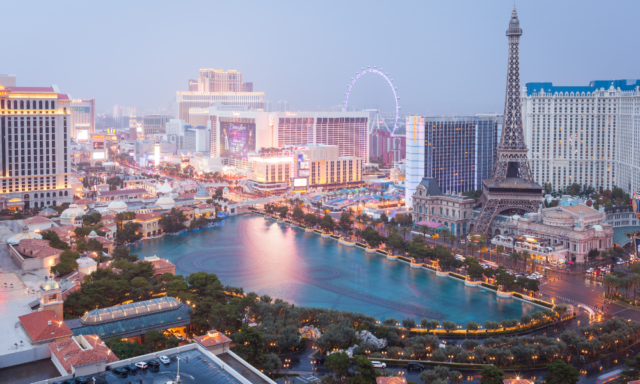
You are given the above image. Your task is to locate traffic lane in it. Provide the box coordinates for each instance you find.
[540,273,605,308]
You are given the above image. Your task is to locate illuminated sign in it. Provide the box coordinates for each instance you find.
[154,143,160,167]
[92,135,105,141]
[285,112,297,117]
[70,107,90,113]
[93,142,105,150]
[0,91,8,96]
[413,116,417,142]
[92,152,105,160]
[77,130,89,142]
[293,178,308,187]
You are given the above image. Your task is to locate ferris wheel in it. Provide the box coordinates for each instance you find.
[344,66,400,134]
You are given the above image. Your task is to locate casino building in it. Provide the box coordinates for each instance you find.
[0,80,72,210]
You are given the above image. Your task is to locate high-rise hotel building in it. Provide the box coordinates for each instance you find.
[189,108,369,170]
[405,115,502,206]
[0,83,72,210]
[177,69,264,125]
[522,79,640,193]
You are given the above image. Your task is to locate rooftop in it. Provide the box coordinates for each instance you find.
[19,310,73,343]
[79,297,181,324]
[98,188,148,197]
[562,204,598,216]
[526,79,640,96]
[49,334,119,373]
[194,329,232,348]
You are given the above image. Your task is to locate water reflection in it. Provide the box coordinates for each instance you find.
[130,216,535,322]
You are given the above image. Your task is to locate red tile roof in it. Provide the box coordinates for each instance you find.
[89,236,112,244]
[17,239,63,258]
[198,203,214,209]
[177,206,194,212]
[136,212,163,221]
[136,256,175,272]
[101,214,115,220]
[24,216,53,225]
[44,227,72,238]
[98,227,112,233]
[194,330,232,348]
[49,335,118,373]
[177,193,196,199]
[19,310,73,343]
[98,188,147,197]
[58,94,69,100]
[74,199,95,204]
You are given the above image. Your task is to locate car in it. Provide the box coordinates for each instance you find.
[62,380,76,384]
[159,356,171,365]
[407,362,425,371]
[617,260,625,265]
[587,268,594,273]
[124,364,139,372]
[74,378,89,384]
[135,362,148,369]
[147,360,160,368]
[112,367,128,375]
[316,356,327,365]
[371,361,386,368]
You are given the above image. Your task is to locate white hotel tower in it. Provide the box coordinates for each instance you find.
[522,79,640,193]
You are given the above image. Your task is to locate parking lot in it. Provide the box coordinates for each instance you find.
[51,349,244,384]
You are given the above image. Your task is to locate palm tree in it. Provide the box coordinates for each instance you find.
[447,233,457,248]
[432,233,440,247]
[521,251,531,273]
[400,227,409,240]
[477,240,487,261]
[496,245,505,266]
[509,251,522,269]
[467,242,477,258]
[419,225,429,241]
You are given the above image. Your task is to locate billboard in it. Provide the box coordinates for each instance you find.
[77,129,89,142]
[221,122,255,160]
[293,178,308,187]
[70,106,90,113]
[92,152,105,160]
[93,142,104,150]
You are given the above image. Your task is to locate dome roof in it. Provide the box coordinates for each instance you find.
[195,186,211,199]
[88,230,98,237]
[593,224,604,232]
[60,204,85,219]
[43,280,59,291]
[77,255,97,268]
[158,182,173,194]
[512,214,521,221]
[156,195,176,209]
[107,200,128,210]
[39,208,58,217]
[7,230,42,245]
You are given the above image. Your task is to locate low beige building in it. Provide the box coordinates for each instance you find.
[492,204,614,264]
[410,178,475,236]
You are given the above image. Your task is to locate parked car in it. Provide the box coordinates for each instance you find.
[159,356,171,365]
[135,362,148,370]
[315,357,326,365]
[587,268,594,274]
[112,367,128,375]
[62,380,76,384]
[124,364,139,372]
[74,378,89,384]
[371,361,386,368]
[407,362,425,371]
[148,360,160,368]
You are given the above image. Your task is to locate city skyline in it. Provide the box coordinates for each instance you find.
[3,0,639,116]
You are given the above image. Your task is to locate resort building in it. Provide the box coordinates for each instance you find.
[67,98,95,140]
[522,79,640,193]
[247,144,363,194]
[410,177,475,235]
[176,92,265,125]
[194,329,232,355]
[190,108,369,170]
[49,334,119,376]
[370,129,406,164]
[490,203,614,264]
[0,80,73,210]
[136,255,176,277]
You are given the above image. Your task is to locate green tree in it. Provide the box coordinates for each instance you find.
[543,359,579,384]
[232,324,265,366]
[441,320,456,333]
[320,214,336,233]
[509,251,522,269]
[50,250,81,276]
[353,355,378,384]
[619,354,640,383]
[387,232,406,255]
[263,353,282,377]
[480,365,504,384]
[324,351,351,378]
[292,207,305,223]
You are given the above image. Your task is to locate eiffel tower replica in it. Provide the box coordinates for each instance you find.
[473,7,543,235]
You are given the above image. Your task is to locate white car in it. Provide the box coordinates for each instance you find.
[371,361,386,368]
[159,356,170,365]
[587,268,594,273]
[135,362,148,369]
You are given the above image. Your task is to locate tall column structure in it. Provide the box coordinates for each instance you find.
[473,7,543,234]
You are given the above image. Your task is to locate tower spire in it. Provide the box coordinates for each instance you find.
[470,7,542,235]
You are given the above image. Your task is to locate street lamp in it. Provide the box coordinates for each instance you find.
[176,357,181,383]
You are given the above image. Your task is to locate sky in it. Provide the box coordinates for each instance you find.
[3,0,639,117]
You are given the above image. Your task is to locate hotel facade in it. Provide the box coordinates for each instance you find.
[0,83,72,210]
[523,79,640,193]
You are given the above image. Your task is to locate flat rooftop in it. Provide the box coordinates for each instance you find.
[68,349,249,384]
